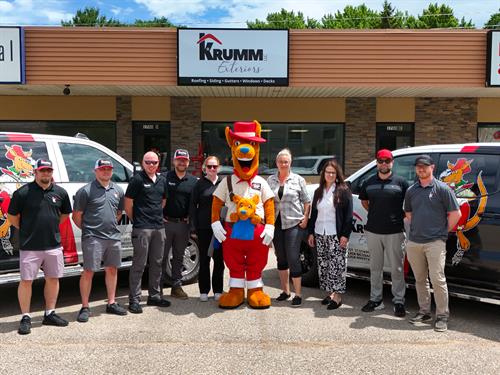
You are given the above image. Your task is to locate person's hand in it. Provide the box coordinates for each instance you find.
[307,234,315,248]
[260,224,275,246]
[211,221,227,242]
[339,236,348,249]
[298,218,308,229]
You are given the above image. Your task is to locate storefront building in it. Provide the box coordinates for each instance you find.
[1,27,500,176]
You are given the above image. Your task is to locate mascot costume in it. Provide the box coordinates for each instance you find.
[211,120,275,309]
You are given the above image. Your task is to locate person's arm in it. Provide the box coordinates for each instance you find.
[361,200,369,211]
[72,211,83,229]
[124,197,134,221]
[448,210,462,232]
[60,190,73,224]
[300,202,311,229]
[7,213,20,229]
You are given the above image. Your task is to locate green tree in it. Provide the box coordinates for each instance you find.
[321,4,381,29]
[410,3,474,29]
[61,7,123,27]
[247,9,320,29]
[379,1,405,29]
[484,9,500,29]
[134,16,176,28]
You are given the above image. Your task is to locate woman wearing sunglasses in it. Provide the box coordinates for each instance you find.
[307,160,353,310]
[190,156,224,302]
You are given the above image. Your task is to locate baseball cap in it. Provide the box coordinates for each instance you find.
[376,149,393,160]
[414,154,434,166]
[35,159,53,170]
[94,159,113,169]
[174,149,190,160]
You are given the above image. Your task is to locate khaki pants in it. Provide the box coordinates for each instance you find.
[406,240,449,318]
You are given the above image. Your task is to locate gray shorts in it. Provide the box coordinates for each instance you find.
[82,236,122,272]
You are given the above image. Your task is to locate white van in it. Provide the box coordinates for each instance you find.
[0,132,199,285]
[301,143,500,305]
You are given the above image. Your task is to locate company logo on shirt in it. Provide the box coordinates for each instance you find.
[143,184,151,188]
[251,182,261,191]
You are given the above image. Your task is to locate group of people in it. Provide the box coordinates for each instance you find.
[8,145,460,335]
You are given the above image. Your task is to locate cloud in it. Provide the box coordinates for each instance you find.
[0,1,14,12]
[0,0,72,25]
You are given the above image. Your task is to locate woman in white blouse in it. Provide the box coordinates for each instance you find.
[307,160,353,310]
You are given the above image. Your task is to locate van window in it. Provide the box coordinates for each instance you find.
[0,142,48,183]
[59,143,128,183]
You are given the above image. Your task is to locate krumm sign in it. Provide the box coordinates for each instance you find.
[178,29,288,86]
[0,27,24,84]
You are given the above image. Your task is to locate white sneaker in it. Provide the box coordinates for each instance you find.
[214,293,222,301]
[200,293,209,302]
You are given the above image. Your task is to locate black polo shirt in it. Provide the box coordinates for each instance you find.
[190,175,223,230]
[162,170,198,219]
[125,171,166,229]
[8,182,72,251]
[359,173,409,234]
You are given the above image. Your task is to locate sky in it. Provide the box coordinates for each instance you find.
[0,0,499,28]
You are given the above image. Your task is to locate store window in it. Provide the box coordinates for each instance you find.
[202,122,344,175]
[478,123,500,142]
[376,123,414,152]
[0,121,116,150]
[132,122,170,171]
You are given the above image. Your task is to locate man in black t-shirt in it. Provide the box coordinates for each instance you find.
[359,149,409,317]
[7,159,72,335]
[125,151,170,314]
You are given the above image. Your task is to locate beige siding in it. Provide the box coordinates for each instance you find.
[478,98,500,122]
[202,98,345,122]
[377,98,415,122]
[0,96,115,120]
[132,97,170,121]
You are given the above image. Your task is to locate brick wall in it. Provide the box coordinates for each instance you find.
[415,98,477,145]
[116,96,132,162]
[345,97,376,175]
[170,97,202,160]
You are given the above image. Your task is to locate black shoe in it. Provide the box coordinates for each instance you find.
[409,312,432,324]
[106,303,127,316]
[291,296,302,307]
[18,315,31,335]
[321,296,332,305]
[147,297,171,307]
[361,300,385,312]
[42,311,69,327]
[128,302,143,314]
[276,292,291,301]
[77,307,90,323]
[327,300,343,310]
[394,303,406,317]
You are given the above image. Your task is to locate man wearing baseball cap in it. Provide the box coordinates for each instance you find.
[161,149,198,299]
[404,154,461,332]
[73,159,127,322]
[359,149,409,317]
[8,159,72,335]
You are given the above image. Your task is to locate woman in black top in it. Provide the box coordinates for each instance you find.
[190,156,224,302]
[307,160,353,310]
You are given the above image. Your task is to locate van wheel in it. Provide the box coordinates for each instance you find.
[163,236,200,286]
[300,241,319,287]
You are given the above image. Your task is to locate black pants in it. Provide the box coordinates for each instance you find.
[197,228,224,294]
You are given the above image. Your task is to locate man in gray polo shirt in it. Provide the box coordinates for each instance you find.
[404,154,461,332]
[73,159,127,322]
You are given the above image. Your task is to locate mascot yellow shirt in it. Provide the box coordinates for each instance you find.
[213,175,274,223]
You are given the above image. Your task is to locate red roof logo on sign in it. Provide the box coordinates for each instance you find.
[197,33,222,45]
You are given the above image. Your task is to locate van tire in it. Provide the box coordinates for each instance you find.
[300,241,319,287]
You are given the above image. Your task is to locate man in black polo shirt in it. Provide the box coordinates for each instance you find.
[125,151,170,314]
[359,149,409,317]
[162,149,198,299]
[8,159,72,335]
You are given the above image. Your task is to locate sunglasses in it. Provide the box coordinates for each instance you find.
[377,159,392,164]
[144,160,159,165]
[206,165,218,169]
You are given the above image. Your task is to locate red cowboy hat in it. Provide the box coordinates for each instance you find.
[228,121,266,143]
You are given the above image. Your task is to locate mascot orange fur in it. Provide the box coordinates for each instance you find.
[211,120,275,309]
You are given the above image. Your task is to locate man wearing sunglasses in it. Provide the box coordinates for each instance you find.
[359,149,409,317]
[125,151,170,314]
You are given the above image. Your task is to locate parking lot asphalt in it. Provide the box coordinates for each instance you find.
[0,256,499,375]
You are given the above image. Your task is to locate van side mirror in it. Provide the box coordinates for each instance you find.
[133,162,142,175]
